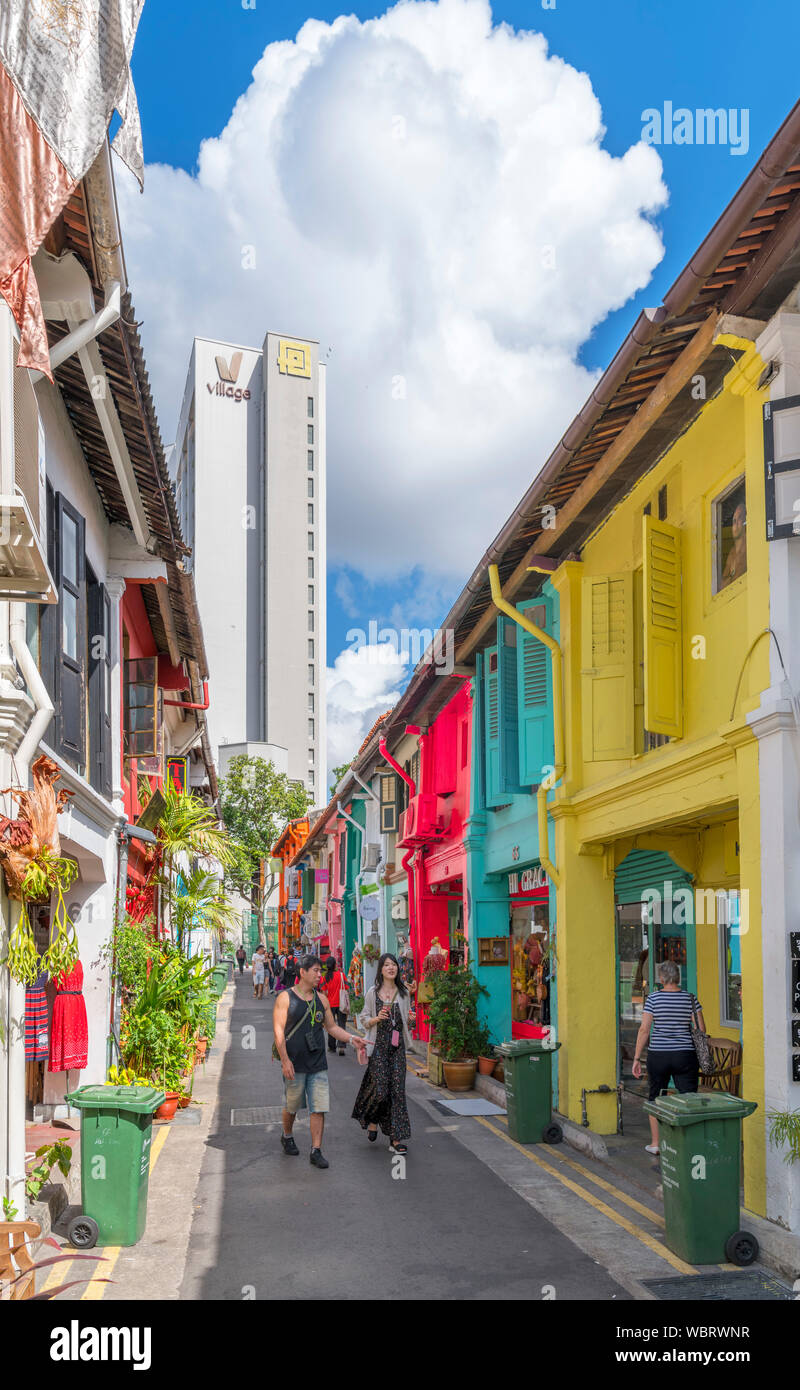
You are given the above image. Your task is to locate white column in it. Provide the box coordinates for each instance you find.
[105,575,126,806]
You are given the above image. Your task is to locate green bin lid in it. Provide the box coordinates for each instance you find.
[65,1084,166,1113]
[644,1091,757,1126]
[497,1039,561,1057]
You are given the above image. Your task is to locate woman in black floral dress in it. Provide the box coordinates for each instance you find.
[352,953,415,1154]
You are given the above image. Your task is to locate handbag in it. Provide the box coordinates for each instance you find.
[690,999,714,1074]
[337,971,350,1016]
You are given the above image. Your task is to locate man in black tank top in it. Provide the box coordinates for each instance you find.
[273,954,366,1167]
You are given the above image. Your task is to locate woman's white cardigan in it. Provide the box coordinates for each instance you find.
[361,985,414,1050]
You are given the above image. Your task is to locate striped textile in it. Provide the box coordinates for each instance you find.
[643,989,702,1051]
[25,977,49,1061]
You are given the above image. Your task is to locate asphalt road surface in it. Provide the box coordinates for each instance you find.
[179,975,629,1301]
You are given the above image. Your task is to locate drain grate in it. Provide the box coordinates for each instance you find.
[230,1106,308,1126]
[643,1271,794,1301]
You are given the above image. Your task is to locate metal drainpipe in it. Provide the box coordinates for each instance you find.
[351,771,385,949]
[488,564,564,888]
[336,802,365,948]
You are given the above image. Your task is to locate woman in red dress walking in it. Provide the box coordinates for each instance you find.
[49,959,88,1072]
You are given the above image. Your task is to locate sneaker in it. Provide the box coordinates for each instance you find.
[309,1147,330,1169]
[281,1134,299,1156]
[645,1144,660,1155]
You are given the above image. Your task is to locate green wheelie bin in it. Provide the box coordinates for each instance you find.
[64,1085,165,1249]
[211,964,229,996]
[497,1039,563,1144]
[644,1090,759,1266]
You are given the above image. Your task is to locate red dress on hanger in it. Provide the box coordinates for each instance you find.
[49,960,88,1071]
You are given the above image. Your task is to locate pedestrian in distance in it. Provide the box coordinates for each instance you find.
[266,949,278,993]
[273,954,367,1168]
[352,952,416,1156]
[320,955,348,1056]
[632,959,707,1155]
[235,945,246,975]
[252,944,267,1000]
[283,952,300,989]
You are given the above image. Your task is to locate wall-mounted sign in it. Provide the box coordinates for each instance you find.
[359,896,380,921]
[315,869,329,883]
[277,339,311,378]
[508,866,549,895]
[167,757,187,793]
[287,898,301,911]
[207,351,251,403]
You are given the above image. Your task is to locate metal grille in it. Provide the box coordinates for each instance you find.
[230,1107,309,1126]
[643,1272,793,1301]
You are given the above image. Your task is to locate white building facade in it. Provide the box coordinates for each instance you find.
[173,333,327,798]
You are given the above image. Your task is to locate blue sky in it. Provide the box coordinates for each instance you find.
[128,0,800,764]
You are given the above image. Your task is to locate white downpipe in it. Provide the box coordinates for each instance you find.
[29,281,121,384]
[4,606,54,1217]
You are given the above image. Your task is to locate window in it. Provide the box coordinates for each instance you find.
[308,692,314,711]
[764,395,800,539]
[308,451,314,470]
[308,664,315,683]
[308,610,314,631]
[307,478,314,498]
[87,564,112,798]
[308,503,314,523]
[308,747,315,764]
[307,425,314,444]
[643,502,651,517]
[308,557,314,578]
[713,477,747,593]
[308,531,314,551]
[308,770,315,786]
[124,657,158,757]
[658,485,668,521]
[718,890,743,1026]
[307,397,314,418]
[308,585,314,604]
[380,772,400,832]
[308,719,315,738]
[45,493,87,770]
[308,639,314,658]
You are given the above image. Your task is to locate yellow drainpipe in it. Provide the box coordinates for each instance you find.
[488,564,565,887]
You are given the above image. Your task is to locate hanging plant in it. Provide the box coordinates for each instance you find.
[361,941,381,963]
[0,757,78,985]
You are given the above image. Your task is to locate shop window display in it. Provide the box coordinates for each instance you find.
[510,901,550,1025]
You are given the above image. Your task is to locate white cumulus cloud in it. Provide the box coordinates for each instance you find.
[325,643,410,789]
[120,0,667,584]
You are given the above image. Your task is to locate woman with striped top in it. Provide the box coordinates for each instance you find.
[632,960,706,1155]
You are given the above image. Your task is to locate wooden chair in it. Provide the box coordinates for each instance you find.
[699,1037,742,1095]
[0,1221,41,1300]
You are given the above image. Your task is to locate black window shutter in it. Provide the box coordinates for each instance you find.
[87,575,112,798]
[38,482,59,713]
[55,494,86,770]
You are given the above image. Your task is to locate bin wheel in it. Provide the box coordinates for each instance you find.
[542,1122,563,1145]
[68,1214,99,1250]
[725,1230,759,1266]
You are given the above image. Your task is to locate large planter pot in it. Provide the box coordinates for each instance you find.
[443,1059,477,1092]
[154,1091,180,1122]
[477,1055,497,1076]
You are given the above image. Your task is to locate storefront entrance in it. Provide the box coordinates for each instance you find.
[508,867,551,1032]
[615,849,697,1097]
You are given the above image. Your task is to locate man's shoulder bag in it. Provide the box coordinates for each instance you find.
[272,993,313,1063]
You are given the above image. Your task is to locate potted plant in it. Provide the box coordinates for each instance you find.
[476,1023,497,1075]
[427,962,489,1092]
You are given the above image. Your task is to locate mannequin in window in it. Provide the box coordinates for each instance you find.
[721,501,747,587]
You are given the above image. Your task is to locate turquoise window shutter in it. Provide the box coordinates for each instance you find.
[473,650,486,812]
[517,596,554,786]
[497,617,523,797]
[484,644,501,806]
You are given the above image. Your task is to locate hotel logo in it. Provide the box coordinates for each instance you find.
[207,349,250,402]
[277,339,311,378]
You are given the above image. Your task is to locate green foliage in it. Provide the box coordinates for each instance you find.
[5,851,80,985]
[768,1109,800,1163]
[219,755,313,899]
[103,914,155,1004]
[2,1196,19,1221]
[349,996,364,1016]
[25,1141,72,1202]
[426,963,489,1062]
[174,866,238,951]
[119,946,215,1085]
[329,762,351,798]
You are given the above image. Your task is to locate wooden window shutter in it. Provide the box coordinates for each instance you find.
[517,599,553,786]
[581,573,634,761]
[473,651,486,811]
[54,493,86,769]
[497,617,522,798]
[484,645,501,805]
[380,773,399,833]
[88,577,113,798]
[39,480,58,704]
[643,515,683,738]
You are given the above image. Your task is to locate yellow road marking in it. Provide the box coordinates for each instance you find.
[79,1120,171,1301]
[39,1256,74,1293]
[475,1116,696,1276]
[520,1135,666,1229]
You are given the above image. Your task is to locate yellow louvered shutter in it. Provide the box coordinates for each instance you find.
[581,573,635,760]
[643,515,683,738]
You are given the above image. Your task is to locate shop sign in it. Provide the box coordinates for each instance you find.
[287,897,301,911]
[508,866,549,895]
[315,869,329,883]
[359,896,380,921]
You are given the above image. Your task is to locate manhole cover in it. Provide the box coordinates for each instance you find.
[230,1107,308,1126]
[643,1271,794,1301]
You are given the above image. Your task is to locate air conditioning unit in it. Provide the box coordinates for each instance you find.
[0,331,56,603]
[397,793,449,848]
[362,842,381,871]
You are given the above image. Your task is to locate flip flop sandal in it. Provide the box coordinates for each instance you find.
[389,1141,408,1155]
[368,1128,378,1143]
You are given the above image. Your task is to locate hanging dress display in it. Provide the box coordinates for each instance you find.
[25,970,49,1061]
[49,960,88,1071]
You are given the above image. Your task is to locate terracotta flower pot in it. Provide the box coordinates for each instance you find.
[442,1059,477,1092]
[494,1061,505,1084]
[477,1055,497,1076]
[178,1093,192,1109]
[154,1091,180,1122]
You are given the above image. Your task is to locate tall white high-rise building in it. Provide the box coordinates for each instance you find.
[171,332,326,798]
